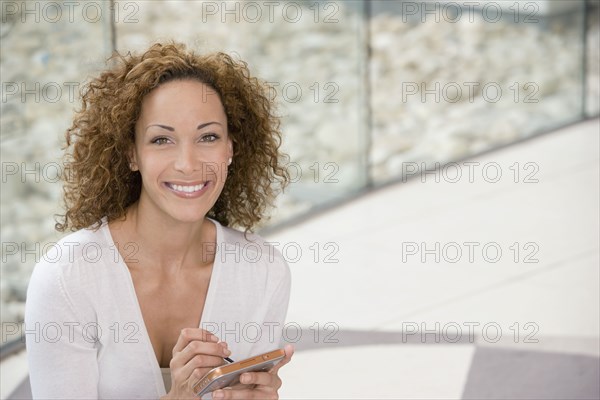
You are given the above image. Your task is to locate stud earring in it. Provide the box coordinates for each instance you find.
[228,158,232,166]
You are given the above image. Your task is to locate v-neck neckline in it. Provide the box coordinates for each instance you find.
[101,217,223,396]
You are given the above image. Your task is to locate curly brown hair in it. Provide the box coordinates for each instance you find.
[56,42,290,233]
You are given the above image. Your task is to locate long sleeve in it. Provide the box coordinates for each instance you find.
[263,253,292,349]
[25,257,100,399]
[247,249,292,354]
[206,224,293,361]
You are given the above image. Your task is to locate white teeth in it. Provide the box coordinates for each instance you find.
[168,183,205,193]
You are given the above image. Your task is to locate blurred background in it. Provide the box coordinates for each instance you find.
[1,0,599,398]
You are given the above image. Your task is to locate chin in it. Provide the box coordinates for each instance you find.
[139,187,219,224]
[167,210,209,224]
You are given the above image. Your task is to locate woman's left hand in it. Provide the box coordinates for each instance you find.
[211,344,294,400]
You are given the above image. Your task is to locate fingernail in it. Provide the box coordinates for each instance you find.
[240,373,250,384]
[224,348,231,356]
[212,390,224,399]
[210,335,219,342]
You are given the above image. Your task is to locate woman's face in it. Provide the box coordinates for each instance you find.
[131,79,233,224]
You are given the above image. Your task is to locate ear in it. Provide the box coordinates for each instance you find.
[227,137,233,159]
[128,146,138,171]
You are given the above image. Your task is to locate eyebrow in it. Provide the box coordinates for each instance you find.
[145,122,222,132]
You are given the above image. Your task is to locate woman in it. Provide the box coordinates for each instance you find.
[25,42,293,399]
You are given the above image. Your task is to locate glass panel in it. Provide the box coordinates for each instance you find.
[586,0,599,117]
[1,2,112,332]
[114,0,368,227]
[369,0,587,184]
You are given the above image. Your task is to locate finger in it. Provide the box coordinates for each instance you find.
[171,340,231,369]
[269,344,294,375]
[227,382,253,390]
[172,328,219,355]
[186,361,227,388]
[240,371,281,390]
[212,387,275,400]
[182,353,230,393]
[185,353,228,369]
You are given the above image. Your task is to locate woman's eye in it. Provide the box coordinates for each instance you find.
[202,134,219,142]
[151,137,170,145]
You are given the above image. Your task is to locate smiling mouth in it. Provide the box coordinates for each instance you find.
[165,182,207,193]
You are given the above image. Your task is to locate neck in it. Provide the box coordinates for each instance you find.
[119,201,216,273]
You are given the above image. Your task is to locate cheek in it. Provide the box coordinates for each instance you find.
[204,163,227,183]
[137,156,163,181]
[211,145,231,159]
[207,149,232,173]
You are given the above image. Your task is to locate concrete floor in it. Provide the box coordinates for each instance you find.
[269,118,600,399]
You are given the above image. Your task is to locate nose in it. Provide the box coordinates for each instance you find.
[173,143,199,175]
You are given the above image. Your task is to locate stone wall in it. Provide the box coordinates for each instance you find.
[1,0,112,329]
[369,2,595,182]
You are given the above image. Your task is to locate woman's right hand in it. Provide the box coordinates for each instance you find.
[162,328,230,399]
